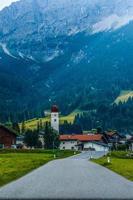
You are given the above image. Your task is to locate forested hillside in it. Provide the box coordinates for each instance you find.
[0,0,133,132]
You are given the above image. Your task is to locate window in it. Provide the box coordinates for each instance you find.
[71,147,74,150]
[63,142,65,144]
[63,147,65,150]
[54,119,57,122]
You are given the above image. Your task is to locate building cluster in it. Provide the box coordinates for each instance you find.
[59,134,109,151]
[59,131,133,152]
[0,105,133,151]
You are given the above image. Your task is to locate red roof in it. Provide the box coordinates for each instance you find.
[60,134,102,142]
[51,105,59,113]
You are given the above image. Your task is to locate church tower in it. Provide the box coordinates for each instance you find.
[51,105,59,134]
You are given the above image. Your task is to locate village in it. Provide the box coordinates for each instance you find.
[0,0,133,198]
[0,105,133,199]
[0,105,133,153]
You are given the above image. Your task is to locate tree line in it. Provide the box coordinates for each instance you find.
[22,122,60,149]
[74,98,133,133]
[5,97,133,137]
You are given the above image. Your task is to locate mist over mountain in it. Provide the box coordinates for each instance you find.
[0,0,133,130]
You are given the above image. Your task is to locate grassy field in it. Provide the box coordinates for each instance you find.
[114,90,133,104]
[0,149,77,187]
[93,151,133,181]
[20,110,82,130]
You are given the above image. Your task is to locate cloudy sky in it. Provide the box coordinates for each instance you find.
[0,0,19,11]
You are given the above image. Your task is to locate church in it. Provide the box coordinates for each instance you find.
[51,105,59,134]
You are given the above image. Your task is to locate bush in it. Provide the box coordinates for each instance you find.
[111,151,131,159]
[117,144,129,151]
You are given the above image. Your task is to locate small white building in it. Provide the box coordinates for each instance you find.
[126,134,132,140]
[16,135,24,146]
[60,134,109,152]
[131,143,133,151]
[83,142,109,152]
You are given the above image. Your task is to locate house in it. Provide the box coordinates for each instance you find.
[128,136,133,151]
[16,135,24,145]
[126,134,133,140]
[60,135,78,150]
[59,134,109,152]
[130,142,133,151]
[16,135,25,148]
[104,131,125,147]
[0,125,17,148]
[83,141,109,151]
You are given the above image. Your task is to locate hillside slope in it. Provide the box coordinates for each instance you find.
[0,0,133,123]
[115,90,133,104]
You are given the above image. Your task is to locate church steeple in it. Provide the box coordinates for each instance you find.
[51,105,59,134]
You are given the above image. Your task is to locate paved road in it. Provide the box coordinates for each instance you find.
[0,151,133,199]
[72,151,108,159]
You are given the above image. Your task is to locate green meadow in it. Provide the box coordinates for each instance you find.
[0,149,76,187]
[93,151,133,181]
[20,110,82,130]
[114,90,133,104]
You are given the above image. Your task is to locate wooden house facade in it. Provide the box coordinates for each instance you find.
[0,125,17,148]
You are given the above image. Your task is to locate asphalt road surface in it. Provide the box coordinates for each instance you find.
[0,151,133,199]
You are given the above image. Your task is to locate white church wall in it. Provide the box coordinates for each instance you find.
[51,112,59,133]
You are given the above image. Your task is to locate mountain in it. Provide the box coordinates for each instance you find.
[0,0,133,129]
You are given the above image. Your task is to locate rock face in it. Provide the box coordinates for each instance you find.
[0,0,133,121]
[0,0,133,61]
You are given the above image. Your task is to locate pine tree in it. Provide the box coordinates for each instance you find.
[39,119,43,130]
[24,130,39,148]
[44,122,60,149]
[21,121,26,134]
[37,121,40,133]
[12,122,20,134]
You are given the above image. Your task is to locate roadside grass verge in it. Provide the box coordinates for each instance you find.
[0,149,77,187]
[92,151,133,181]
